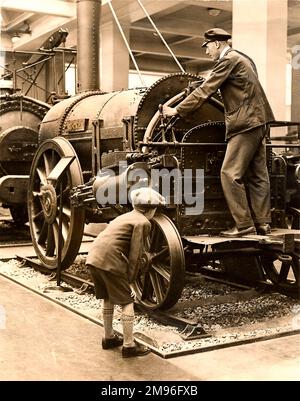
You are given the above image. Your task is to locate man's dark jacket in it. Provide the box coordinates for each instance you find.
[176,49,275,139]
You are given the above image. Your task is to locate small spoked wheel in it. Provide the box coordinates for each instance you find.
[132,213,185,310]
[28,137,85,270]
[285,207,300,229]
[261,251,300,299]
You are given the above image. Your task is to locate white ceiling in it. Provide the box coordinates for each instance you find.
[1,0,300,72]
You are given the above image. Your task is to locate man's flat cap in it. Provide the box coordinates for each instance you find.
[202,28,232,47]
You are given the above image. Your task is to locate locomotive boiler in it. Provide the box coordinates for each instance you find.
[27,0,300,310]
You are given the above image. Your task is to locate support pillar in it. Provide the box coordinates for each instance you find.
[291,54,300,122]
[100,21,130,92]
[232,0,288,124]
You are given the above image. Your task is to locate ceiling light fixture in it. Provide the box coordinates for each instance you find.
[207,8,221,17]
[11,33,21,43]
[10,21,31,43]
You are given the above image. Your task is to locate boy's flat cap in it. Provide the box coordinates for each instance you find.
[130,187,166,208]
[202,28,232,47]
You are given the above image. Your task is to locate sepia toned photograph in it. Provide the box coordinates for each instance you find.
[0,0,299,384]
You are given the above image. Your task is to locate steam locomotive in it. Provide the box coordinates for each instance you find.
[26,70,300,309]
[2,0,299,310]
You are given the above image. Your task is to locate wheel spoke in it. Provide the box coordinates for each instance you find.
[150,226,164,252]
[36,167,47,185]
[149,271,164,304]
[60,206,71,220]
[152,262,171,281]
[149,225,158,250]
[37,222,48,245]
[32,209,44,222]
[56,215,69,243]
[151,246,169,261]
[278,262,290,282]
[141,272,153,300]
[43,152,51,177]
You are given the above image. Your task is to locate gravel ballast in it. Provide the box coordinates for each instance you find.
[0,257,299,357]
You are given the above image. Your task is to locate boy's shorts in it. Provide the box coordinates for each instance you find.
[88,265,134,305]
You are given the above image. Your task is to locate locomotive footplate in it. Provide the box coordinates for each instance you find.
[183,228,300,248]
[182,229,300,299]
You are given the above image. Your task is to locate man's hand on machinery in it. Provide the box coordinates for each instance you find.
[162,105,178,117]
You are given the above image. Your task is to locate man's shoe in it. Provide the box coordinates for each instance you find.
[122,341,151,358]
[219,226,257,238]
[256,224,271,235]
[102,333,123,350]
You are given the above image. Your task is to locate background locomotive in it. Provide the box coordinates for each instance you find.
[0,28,71,225]
[0,93,50,225]
[5,0,298,309]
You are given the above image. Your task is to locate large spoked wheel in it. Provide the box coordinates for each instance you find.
[28,137,85,270]
[132,214,185,310]
[261,250,300,299]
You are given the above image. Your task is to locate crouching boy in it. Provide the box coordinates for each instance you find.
[86,187,165,358]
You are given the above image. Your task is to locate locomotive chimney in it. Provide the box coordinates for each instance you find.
[76,0,101,92]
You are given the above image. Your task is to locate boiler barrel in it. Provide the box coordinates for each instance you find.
[38,73,225,181]
[39,89,146,174]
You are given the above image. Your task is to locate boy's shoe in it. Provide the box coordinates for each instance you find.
[102,333,123,349]
[122,341,151,358]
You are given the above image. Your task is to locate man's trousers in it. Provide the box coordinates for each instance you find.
[220,125,271,228]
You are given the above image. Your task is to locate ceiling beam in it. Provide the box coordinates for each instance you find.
[129,53,213,74]
[170,36,198,46]
[132,17,212,37]
[0,0,76,18]
[7,0,183,50]
[0,9,10,25]
[131,36,207,59]
[1,12,34,31]
[101,0,183,24]
[12,15,76,51]
[182,0,232,12]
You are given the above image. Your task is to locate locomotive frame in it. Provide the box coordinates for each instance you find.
[26,72,300,310]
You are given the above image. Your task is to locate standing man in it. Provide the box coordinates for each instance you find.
[163,28,275,237]
[86,187,165,358]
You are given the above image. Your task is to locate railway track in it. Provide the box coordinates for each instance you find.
[0,245,299,358]
[0,214,299,357]
[12,254,211,341]
[0,234,258,341]
[0,231,209,340]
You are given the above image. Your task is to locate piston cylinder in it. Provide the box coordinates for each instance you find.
[92,162,150,206]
